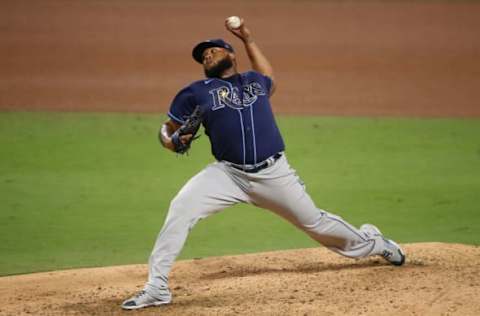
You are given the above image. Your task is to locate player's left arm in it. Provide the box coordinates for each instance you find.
[159,119,192,152]
[226,18,277,95]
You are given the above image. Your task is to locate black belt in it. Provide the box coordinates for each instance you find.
[228,153,283,173]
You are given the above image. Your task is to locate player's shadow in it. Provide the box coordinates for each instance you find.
[200,259,423,281]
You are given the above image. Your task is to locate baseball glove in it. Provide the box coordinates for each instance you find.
[171,105,203,154]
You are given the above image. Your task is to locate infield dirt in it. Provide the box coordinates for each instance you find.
[1,243,480,316]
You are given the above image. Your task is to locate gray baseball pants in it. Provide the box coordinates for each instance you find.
[145,154,385,298]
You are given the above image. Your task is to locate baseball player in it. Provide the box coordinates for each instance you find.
[122,17,405,310]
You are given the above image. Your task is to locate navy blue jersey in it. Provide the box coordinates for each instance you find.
[168,71,285,165]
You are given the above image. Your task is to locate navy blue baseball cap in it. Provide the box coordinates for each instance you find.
[192,39,235,64]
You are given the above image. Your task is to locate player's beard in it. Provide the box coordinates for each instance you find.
[204,56,233,78]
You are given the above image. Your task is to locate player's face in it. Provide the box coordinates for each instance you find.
[202,47,234,78]
[202,47,229,68]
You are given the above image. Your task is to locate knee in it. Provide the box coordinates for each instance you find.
[299,209,326,228]
[300,211,343,233]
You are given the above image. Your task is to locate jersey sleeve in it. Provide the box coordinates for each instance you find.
[250,71,273,95]
[167,86,196,124]
[261,74,273,95]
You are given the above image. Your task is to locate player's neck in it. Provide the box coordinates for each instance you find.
[219,67,237,79]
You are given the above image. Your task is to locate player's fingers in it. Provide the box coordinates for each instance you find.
[180,134,193,144]
[230,28,244,39]
[226,25,240,36]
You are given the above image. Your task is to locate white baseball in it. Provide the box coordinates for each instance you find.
[227,16,242,29]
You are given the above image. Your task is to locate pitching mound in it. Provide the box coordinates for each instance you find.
[1,243,479,316]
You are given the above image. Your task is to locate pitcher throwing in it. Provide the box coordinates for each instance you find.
[122,17,405,310]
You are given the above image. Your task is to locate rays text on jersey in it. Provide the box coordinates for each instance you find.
[209,82,266,110]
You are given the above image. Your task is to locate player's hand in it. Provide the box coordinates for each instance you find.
[158,125,192,151]
[180,134,193,144]
[225,18,253,44]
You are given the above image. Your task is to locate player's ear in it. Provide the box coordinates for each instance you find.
[229,52,237,64]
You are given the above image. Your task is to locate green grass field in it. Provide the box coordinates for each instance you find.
[1,112,479,276]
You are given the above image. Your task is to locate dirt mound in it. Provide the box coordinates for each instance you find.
[1,243,479,316]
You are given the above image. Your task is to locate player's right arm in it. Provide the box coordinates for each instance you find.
[159,119,193,152]
[226,18,277,95]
